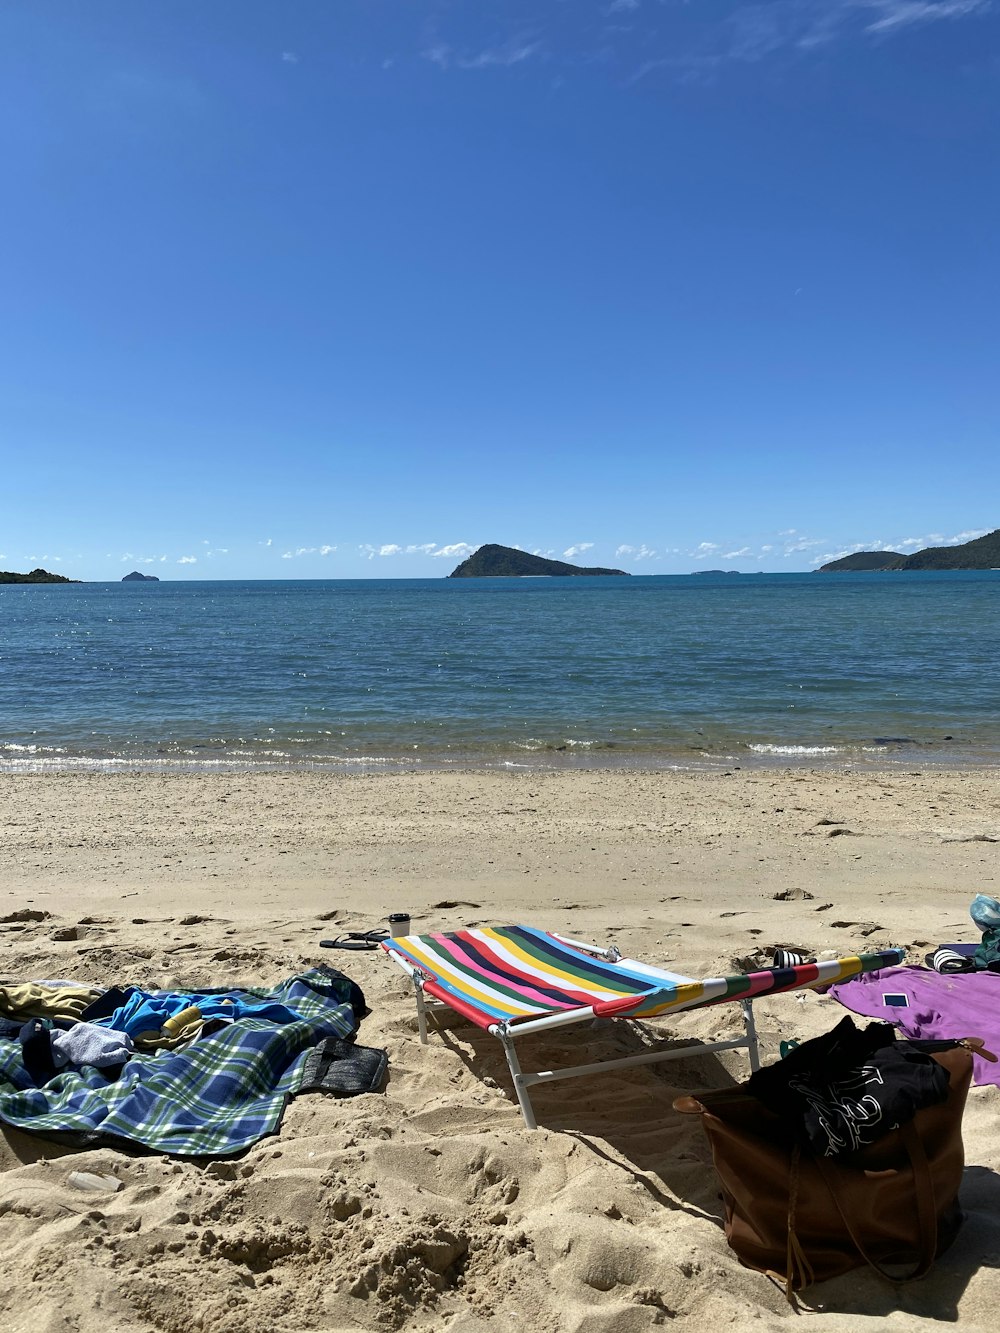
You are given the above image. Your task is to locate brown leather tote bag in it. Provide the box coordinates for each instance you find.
[675,1043,974,1298]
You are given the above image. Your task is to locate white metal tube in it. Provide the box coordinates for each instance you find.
[548,931,616,959]
[496,1028,538,1130]
[521,1036,751,1086]
[413,975,429,1044]
[497,1007,600,1038]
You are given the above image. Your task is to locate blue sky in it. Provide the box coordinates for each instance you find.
[1,1,997,579]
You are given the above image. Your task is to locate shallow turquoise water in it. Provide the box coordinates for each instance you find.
[1,572,998,771]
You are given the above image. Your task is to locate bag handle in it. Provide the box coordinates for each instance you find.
[807,1122,938,1285]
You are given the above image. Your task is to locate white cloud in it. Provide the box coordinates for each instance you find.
[863,0,989,33]
[360,541,453,559]
[261,538,273,547]
[431,543,477,559]
[459,40,542,70]
[424,38,542,72]
[949,529,988,544]
[631,0,991,82]
[615,543,657,561]
[122,552,168,565]
[178,556,197,565]
[423,43,452,69]
[723,547,751,559]
[280,545,335,559]
[563,542,594,558]
[281,51,299,64]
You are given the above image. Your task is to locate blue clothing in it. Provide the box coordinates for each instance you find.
[94,988,315,1039]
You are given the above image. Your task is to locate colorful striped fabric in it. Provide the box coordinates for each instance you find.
[383,926,905,1030]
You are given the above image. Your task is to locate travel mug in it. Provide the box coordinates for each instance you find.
[388,912,411,938]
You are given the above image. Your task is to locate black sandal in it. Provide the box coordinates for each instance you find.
[320,929,389,952]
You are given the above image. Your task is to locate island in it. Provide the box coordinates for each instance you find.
[448,544,629,578]
[819,552,905,572]
[693,569,741,576]
[122,571,160,582]
[819,528,1000,572]
[0,567,80,584]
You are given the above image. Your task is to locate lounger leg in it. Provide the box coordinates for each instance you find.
[413,976,429,1044]
[496,1027,538,1131]
[741,1000,761,1072]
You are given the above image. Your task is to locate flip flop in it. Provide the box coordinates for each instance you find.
[771,948,815,970]
[925,947,976,974]
[320,930,389,952]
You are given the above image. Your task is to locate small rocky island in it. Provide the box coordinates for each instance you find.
[449,544,629,578]
[122,571,160,582]
[819,528,1000,572]
[0,567,80,584]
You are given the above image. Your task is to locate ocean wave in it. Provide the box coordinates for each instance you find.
[0,742,67,755]
[747,743,843,756]
[512,738,607,752]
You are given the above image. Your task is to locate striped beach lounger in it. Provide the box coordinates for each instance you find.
[382,926,904,1129]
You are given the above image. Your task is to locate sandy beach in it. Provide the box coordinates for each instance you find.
[1,766,999,1332]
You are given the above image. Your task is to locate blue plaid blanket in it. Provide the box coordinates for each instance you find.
[0,969,358,1156]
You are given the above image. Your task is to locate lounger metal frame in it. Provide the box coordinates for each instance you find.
[387,931,762,1130]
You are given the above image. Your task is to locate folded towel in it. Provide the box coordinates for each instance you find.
[51,1022,135,1070]
[299,1038,387,1096]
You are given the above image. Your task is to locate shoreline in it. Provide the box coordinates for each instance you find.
[2,765,999,1330]
[2,740,999,777]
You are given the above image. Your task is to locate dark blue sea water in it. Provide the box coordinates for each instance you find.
[1,573,998,772]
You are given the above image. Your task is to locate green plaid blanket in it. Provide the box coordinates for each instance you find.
[0,968,358,1156]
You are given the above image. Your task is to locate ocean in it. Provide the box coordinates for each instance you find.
[1,572,998,773]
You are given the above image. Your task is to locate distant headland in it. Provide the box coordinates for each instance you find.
[0,567,80,584]
[122,571,160,582]
[819,528,1000,572]
[448,544,629,578]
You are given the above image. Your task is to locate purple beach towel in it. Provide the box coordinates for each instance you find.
[829,965,1000,1088]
